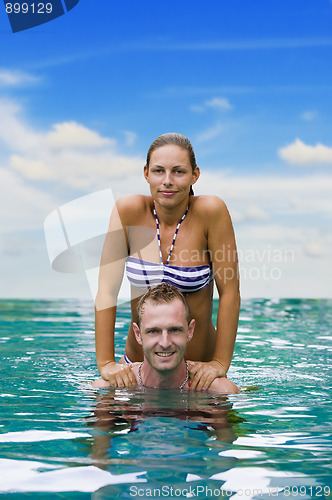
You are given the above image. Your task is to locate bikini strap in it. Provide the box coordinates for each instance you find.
[153,204,189,265]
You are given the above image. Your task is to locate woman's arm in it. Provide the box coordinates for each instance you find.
[95,199,137,387]
[188,196,240,390]
[208,376,240,394]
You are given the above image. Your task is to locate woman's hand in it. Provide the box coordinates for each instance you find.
[99,361,138,388]
[187,360,227,391]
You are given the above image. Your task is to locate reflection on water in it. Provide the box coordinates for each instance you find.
[85,388,242,469]
[0,298,331,498]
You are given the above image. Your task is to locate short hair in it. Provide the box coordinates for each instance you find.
[136,283,191,328]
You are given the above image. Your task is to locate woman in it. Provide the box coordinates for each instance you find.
[95,133,240,391]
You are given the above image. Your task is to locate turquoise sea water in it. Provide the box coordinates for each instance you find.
[0,298,331,499]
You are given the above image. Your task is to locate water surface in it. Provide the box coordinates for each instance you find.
[0,298,331,498]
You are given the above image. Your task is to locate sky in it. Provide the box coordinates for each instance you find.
[1,0,332,300]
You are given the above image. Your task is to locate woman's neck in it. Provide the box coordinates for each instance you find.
[153,198,190,227]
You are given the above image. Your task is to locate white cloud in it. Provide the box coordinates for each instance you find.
[205,97,232,110]
[235,223,332,298]
[124,37,332,52]
[195,167,332,294]
[0,167,56,233]
[195,169,332,295]
[0,99,40,152]
[0,99,144,191]
[10,149,144,190]
[300,111,318,121]
[232,205,268,222]
[10,155,52,180]
[279,138,332,165]
[123,131,137,146]
[196,170,332,221]
[191,96,232,114]
[0,69,39,87]
[189,104,205,113]
[46,122,112,149]
[196,122,225,143]
[304,241,326,257]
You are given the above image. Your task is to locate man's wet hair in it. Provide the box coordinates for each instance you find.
[136,283,191,327]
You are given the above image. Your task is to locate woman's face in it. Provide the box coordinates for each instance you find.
[144,145,199,206]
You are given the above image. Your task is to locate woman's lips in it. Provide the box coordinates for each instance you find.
[160,190,176,195]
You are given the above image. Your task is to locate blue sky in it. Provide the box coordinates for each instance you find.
[1,0,332,299]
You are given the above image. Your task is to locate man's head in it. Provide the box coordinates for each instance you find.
[135,283,191,327]
[133,283,195,374]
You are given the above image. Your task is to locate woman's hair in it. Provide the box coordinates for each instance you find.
[146,133,197,195]
[136,283,191,327]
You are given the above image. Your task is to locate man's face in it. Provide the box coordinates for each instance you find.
[133,298,195,373]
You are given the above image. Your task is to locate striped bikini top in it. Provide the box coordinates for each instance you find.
[125,205,213,293]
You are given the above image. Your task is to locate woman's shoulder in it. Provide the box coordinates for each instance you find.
[115,194,151,212]
[208,377,240,394]
[115,194,149,208]
[115,195,151,223]
[192,195,229,217]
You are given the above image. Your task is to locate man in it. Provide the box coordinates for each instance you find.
[93,283,239,393]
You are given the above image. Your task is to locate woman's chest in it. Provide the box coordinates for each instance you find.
[127,221,209,266]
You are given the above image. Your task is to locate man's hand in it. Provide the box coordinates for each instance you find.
[99,361,138,388]
[187,360,227,391]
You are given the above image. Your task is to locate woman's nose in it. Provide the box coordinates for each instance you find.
[163,172,173,186]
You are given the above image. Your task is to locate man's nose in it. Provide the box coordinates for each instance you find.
[159,330,172,348]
